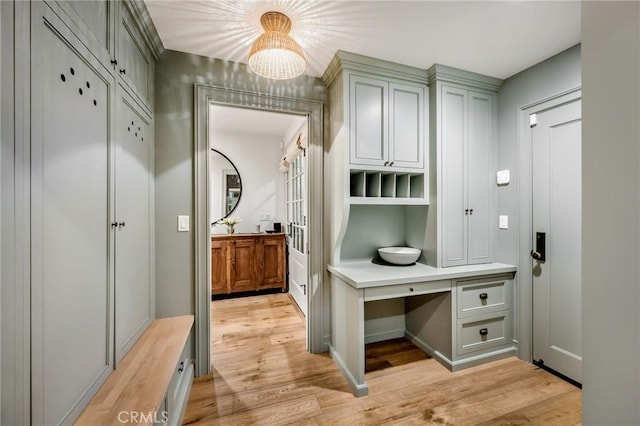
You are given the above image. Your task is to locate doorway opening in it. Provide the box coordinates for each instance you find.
[209,104,310,315]
[193,84,324,377]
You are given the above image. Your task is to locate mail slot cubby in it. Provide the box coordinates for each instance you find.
[349,169,426,201]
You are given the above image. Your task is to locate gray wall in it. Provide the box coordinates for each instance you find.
[497,44,581,265]
[582,2,640,424]
[496,44,581,356]
[154,50,325,319]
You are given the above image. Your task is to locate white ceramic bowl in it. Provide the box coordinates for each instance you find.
[377,247,421,265]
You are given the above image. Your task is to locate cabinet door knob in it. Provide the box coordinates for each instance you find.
[110,59,118,66]
[118,222,126,228]
[178,361,184,373]
[479,328,488,336]
[383,161,389,166]
[479,293,488,300]
[469,209,474,215]
[119,68,126,75]
[465,209,469,215]
[389,161,394,167]
[111,222,118,228]
[409,287,414,292]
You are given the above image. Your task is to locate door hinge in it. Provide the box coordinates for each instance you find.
[529,113,538,127]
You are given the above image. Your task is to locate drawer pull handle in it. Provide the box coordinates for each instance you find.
[479,293,488,300]
[479,328,488,336]
[178,361,185,373]
[409,287,414,292]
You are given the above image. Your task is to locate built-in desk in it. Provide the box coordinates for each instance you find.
[327,261,517,397]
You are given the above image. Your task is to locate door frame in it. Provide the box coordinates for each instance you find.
[517,87,581,362]
[194,84,324,376]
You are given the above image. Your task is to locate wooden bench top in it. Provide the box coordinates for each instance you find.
[75,315,194,425]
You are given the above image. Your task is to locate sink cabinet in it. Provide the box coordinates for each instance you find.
[211,233,286,295]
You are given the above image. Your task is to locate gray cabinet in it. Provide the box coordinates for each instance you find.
[427,65,502,267]
[30,4,114,424]
[116,3,155,109]
[114,87,154,363]
[53,0,156,111]
[349,75,425,170]
[325,51,429,205]
[441,86,494,266]
[27,1,158,423]
[454,275,513,358]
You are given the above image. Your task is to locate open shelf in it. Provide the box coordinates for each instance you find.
[349,169,426,203]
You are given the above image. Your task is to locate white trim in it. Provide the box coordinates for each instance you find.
[517,87,581,362]
[329,345,369,397]
[194,85,324,376]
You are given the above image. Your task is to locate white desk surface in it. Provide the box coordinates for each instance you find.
[327,261,517,289]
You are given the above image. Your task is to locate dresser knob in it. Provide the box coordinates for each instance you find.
[409,287,414,292]
[479,293,488,300]
[479,328,488,336]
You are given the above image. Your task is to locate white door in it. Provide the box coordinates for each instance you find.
[532,97,582,383]
[287,153,308,316]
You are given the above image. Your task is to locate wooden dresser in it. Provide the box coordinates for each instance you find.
[211,233,287,295]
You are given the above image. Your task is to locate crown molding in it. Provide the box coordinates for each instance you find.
[427,64,503,92]
[323,50,429,87]
[124,0,165,59]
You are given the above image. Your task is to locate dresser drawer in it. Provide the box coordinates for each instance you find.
[364,280,451,302]
[457,312,510,355]
[456,276,511,318]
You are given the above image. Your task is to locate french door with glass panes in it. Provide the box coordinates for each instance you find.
[286,154,308,316]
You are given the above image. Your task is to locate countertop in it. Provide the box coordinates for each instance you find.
[327,261,517,289]
[211,232,286,238]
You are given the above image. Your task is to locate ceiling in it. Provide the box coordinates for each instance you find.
[210,105,305,137]
[144,1,581,80]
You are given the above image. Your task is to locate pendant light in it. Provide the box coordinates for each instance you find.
[248,11,306,80]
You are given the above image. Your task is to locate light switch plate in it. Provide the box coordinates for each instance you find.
[499,215,509,230]
[497,170,510,185]
[178,215,189,232]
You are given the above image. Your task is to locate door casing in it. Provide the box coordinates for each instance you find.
[194,85,324,377]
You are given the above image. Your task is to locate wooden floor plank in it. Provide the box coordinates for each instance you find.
[185,293,582,425]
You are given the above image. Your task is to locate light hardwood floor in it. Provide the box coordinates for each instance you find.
[184,293,581,425]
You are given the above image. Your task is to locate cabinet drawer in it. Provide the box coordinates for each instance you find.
[457,276,511,318]
[364,280,451,302]
[457,312,510,356]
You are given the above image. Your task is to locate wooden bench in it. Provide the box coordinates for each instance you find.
[75,315,194,425]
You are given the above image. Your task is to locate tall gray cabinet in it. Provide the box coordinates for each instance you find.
[426,65,502,268]
[28,1,159,424]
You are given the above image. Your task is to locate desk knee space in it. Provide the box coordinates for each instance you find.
[75,315,194,425]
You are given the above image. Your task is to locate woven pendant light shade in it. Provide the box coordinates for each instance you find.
[248,12,306,80]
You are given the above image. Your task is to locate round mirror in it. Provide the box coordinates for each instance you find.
[210,149,242,225]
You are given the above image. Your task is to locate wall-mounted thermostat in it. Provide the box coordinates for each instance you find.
[497,170,510,185]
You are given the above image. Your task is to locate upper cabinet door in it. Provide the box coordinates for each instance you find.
[467,91,494,264]
[389,82,425,169]
[117,3,154,110]
[349,74,388,166]
[55,1,116,72]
